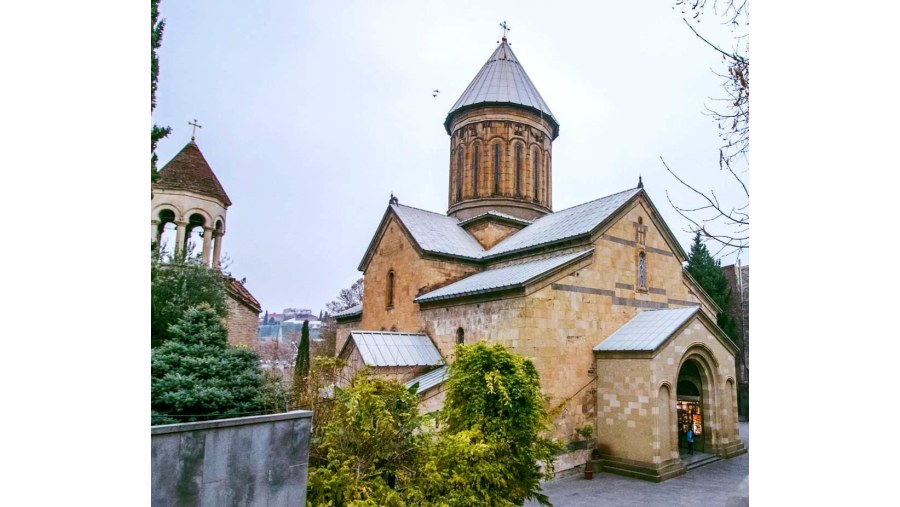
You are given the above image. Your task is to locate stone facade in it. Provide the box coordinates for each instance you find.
[225,292,261,347]
[359,216,480,333]
[594,314,743,481]
[462,218,524,249]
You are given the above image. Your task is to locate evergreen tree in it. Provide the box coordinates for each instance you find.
[151,0,171,181]
[294,320,310,380]
[685,232,738,342]
[151,304,264,424]
[151,253,227,347]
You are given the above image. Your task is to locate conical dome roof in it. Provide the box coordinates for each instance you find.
[445,41,559,138]
[154,141,232,207]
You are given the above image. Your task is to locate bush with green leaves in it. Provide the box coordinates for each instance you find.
[151,253,227,347]
[306,342,561,507]
[427,342,563,507]
[151,303,263,425]
[307,372,426,506]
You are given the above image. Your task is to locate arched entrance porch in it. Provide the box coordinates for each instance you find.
[676,350,718,457]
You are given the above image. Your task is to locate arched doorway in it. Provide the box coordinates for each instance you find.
[676,359,706,454]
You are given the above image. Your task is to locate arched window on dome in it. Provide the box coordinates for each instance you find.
[456,148,463,201]
[533,148,539,201]
[473,144,480,197]
[493,144,501,195]
[515,143,522,197]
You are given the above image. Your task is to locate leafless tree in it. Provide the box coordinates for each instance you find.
[665,0,749,257]
[325,277,364,314]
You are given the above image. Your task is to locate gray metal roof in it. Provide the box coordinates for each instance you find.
[393,204,486,259]
[446,41,558,135]
[457,210,533,228]
[333,304,362,319]
[594,307,700,352]
[348,331,444,367]
[415,249,593,303]
[405,366,450,394]
[485,187,641,258]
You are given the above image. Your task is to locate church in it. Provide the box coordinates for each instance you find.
[333,33,745,481]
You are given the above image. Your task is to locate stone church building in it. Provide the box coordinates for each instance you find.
[334,36,745,481]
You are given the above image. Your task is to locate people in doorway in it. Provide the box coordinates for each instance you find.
[686,426,695,455]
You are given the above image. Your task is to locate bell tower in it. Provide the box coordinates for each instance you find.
[445,31,559,221]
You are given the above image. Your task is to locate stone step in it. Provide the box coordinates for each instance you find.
[683,454,720,471]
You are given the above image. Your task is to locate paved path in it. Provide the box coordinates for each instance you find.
[526,422,749,507]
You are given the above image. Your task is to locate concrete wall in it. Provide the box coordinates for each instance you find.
[151,410,312,507]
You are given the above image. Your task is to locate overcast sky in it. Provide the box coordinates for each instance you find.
[153,0,748,315]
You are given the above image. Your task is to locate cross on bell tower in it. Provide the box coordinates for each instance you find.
[188,119,202,141]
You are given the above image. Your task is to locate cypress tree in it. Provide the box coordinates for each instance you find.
[295,320,310,379]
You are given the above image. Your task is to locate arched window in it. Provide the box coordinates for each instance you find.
[533,148,539,200]
[387,270,395,308]
[473,145,480,197]
[456,327,465,345]
[515,144,522,196]
[545,153,550,202]
[638,252,647,289]
[493,144,500,194]
[456,148,463,201]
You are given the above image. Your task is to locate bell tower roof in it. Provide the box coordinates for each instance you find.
[155,141,232,207]
[444,40,559,139]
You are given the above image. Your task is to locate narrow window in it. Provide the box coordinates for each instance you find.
[515,144,521,196]
[493,144,500,194]
[456,327,465,345]
[387,270,395,308]
[638,252,646,289]
[456,149,463,201]
[473,145,480,197]
[533,148,539,200]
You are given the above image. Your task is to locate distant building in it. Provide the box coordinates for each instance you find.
[721,263,749,421]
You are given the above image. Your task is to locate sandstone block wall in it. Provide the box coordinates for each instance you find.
[360,216,479,333]
[595,318,739,467]
[225,295,260,348]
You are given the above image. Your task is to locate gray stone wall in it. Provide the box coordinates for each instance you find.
[151,410,312,507]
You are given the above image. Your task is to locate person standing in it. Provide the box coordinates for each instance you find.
[686,426,695,455]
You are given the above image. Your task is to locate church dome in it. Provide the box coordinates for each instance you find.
[444,40,559,140]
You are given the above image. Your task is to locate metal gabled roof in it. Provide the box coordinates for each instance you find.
[445,41,558,137]
[594,307,700,352]
[346,331,444,367]
[457,210,533,228]
[333,304,362,319]
[484,187,641,258]
[392,204,487,259]
[415,248,593,303]
[405,366,450,395]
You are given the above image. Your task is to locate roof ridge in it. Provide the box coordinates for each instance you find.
[393,203,459,221]
[549,186,641,215]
